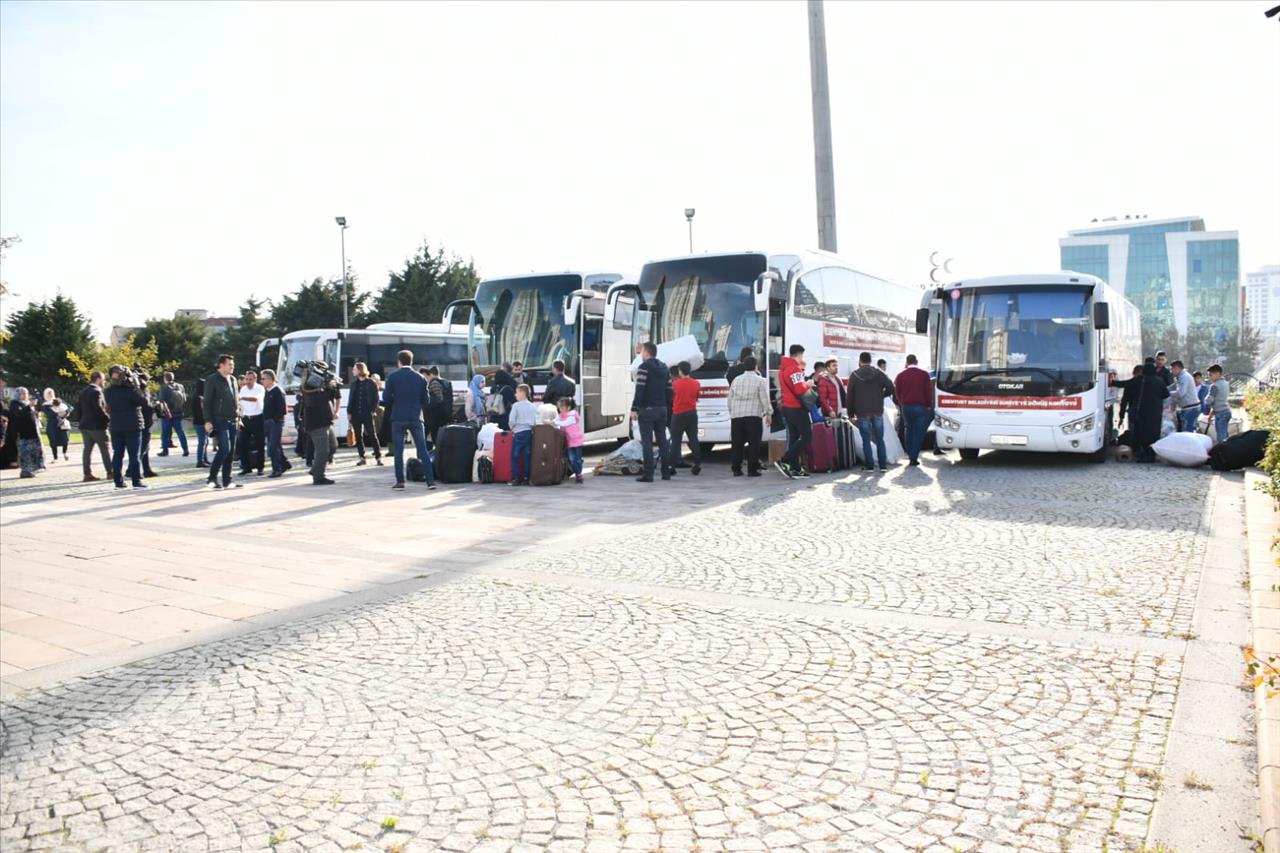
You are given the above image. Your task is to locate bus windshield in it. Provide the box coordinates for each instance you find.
[279,335,319,393]
[637,255,767,379]
[937,287,1095,396]
[473,275,580,383]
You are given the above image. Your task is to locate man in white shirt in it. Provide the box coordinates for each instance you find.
[237,370,267,475]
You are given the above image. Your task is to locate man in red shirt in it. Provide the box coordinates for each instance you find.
[893,353,933,466]
[775,344,812,479]
[669,361,702,475]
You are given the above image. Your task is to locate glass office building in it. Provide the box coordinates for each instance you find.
[1059,216,1239,353]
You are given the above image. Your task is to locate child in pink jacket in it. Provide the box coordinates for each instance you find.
[554,398,585,483]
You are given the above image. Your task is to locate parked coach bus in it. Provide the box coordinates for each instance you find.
[443,271,634,443]
[609,250,928,448]
[919,272,1142,461]
[256,323,470,437]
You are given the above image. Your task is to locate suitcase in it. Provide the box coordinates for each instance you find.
[530,423,567,486]
[830,417,856,470]
[806,421,837,473]
[491,431,514,483]
[437,423,477,484]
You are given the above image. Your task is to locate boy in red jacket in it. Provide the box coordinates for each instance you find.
[669,361,703,474]
[775,344,812,479]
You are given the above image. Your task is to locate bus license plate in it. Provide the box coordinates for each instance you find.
[991,435,1028,446]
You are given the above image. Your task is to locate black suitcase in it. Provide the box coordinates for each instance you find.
[830,417,856,470]
[437,423,477,483]
[1207,429,1270,471]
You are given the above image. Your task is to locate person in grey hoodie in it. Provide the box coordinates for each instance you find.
[1204,364,1232,443]
[848,351,896,471]
[1169,360,1200,432]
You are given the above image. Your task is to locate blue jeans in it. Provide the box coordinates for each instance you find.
[265,418,286,474]
[901,404,930,463]
[856,414,888,468]
[109,429,143,485]
[1213,410,1231,443]
[1178,407,1199,433]
[511,430,533,482]
[195,426,209,465]
[161,415,189,453]
[567,446,583,478]
[208,419,237,484]
[392,419,433,484]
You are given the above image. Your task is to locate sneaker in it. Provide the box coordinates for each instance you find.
[357,458,367,466]
[132,481,149,489]
[375,458,384,466]
[229,482,243,489]
[909,460,920,466]
[427,481,437,490]
[773,461,794,479]
[197,461,210,468]
[691,465,701,476]
[209,480,221,489]
[268,471,283,478]
[115,481,127,489]
[509,479,520,486]
[862,465,875,472]
[575,475,583,484]
[878,465,888,472]
[732,469,743,477]
[311,477,335,485]
[392,482,405,490]
[796,468,810,478]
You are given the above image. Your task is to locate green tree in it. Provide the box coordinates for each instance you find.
[135,314,209,372]
[61,335,168,392]
[195,296,276,376]
[366,242,480,325]
[271,274,369,334]
[1,294,93,393]
[0,234,20,298]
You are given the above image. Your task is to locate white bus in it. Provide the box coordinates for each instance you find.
[921,272,1142,461]
[256,323,471,437]
[443,272,634,442]
[610,250,929,447]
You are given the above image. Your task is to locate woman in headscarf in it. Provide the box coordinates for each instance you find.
[467,374,487,425]
[1131,362,1170,462]
[7,388,43,478]
[40,387,71,462]
[489,368,518,431]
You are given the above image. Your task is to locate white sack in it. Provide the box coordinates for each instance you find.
[852,418,904,466]
[1152,432,1210,467]
[630,335,705,374]
[477,423,499,450]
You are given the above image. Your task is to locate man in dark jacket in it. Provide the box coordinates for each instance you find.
[849,351,896,471]
[893,354,933,466]
[630,341,673,482]
[1131,362,1170,462]
[422,367,451,447]
[1112,365,1143,435]
[542,360,576,408]
[203,354,241,489]
[157,372,189,457]
[191,377,209,468]
[135,371,159,478]
[347,362,382,466]
[77,372,113,482]
[262,369,291,477]
[103,366,148,489]
[1153,351,1173,390]
[382,349,435,489]
[725,346,756,386]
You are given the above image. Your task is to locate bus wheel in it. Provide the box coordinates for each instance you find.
[699,442,716,455]
[1087,447,1108,464]
[958,448,979,461]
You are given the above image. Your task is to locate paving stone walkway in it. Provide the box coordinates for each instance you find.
[0,451,1257,852]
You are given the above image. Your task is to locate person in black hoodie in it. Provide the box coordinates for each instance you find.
[77,371,113,481]
[347,362,382,466]
[1131,362,1170,462]
[488,368,518,431]
[102,366,149,489]
[1110,365,1143,435]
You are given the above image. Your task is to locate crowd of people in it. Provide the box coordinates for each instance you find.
[1109,350,1233,463]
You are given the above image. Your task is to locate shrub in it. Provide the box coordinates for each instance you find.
[1243,388,1280,502]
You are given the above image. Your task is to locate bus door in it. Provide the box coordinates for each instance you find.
[600,292,637,431]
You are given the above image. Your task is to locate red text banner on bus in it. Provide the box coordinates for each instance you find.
[936,395,1083,411]
[821,323,906,353]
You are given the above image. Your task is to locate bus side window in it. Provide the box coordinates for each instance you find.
[613,296,634,330]
[768,299,785,371]
[338,339,370,385]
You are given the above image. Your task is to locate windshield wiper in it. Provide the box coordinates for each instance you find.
[945,367,1064,388]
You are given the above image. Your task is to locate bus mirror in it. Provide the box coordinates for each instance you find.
[563,297,578,327]
[1093,302,1110,330]
[754,273,775,313]
[915,308,930,335]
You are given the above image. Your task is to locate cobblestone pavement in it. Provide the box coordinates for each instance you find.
[0,456,1247,852]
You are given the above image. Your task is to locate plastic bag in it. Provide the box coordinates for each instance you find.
[477,422,499,450]
[536,403,558,424]
[1152,432,1211,467]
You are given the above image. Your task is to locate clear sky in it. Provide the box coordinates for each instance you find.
[1,0,1277,340]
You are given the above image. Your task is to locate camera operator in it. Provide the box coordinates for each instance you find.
[203,354,242,489]
[103,365,149,489]
[237,370,266,476]
[300,362,339,485]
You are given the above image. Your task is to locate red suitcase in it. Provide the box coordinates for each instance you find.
[491,430,513,483]
[806,421,837,473]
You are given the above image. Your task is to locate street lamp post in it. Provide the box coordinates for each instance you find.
[684,208,695,253]
[335,216,349,328]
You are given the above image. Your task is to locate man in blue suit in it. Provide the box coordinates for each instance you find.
[381,349,435,490]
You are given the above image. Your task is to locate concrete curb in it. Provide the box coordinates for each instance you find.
[1244,468,1280,853]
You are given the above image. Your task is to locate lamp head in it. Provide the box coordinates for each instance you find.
[335,216,347,227]
[684,208,695,220]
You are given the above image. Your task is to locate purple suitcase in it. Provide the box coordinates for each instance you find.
[806,421,838,473]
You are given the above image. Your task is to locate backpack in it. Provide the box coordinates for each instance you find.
[477,455,494,484]
[1207,429,1270,472]
[485,389,507,417]
[168,383,187,412]
[406,457,427,482]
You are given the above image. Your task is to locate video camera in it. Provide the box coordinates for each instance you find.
[293,360,334,391]
[110,364,142,390]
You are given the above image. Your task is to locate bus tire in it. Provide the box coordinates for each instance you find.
[699,442,716,455]
[958,448,979,461]
[1087,446,1107,464]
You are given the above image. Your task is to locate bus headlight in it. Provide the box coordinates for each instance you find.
[1061,415,1095,435]
[934,413,960,432]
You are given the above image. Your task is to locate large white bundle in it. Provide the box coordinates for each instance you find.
[631,335,705,373]
[852,418,904,465]
[477,422,499,450]
[1152,432,1210,467]
[536,403,558,424]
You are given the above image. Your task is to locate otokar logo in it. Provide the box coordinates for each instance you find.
[997,383,1025,390]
